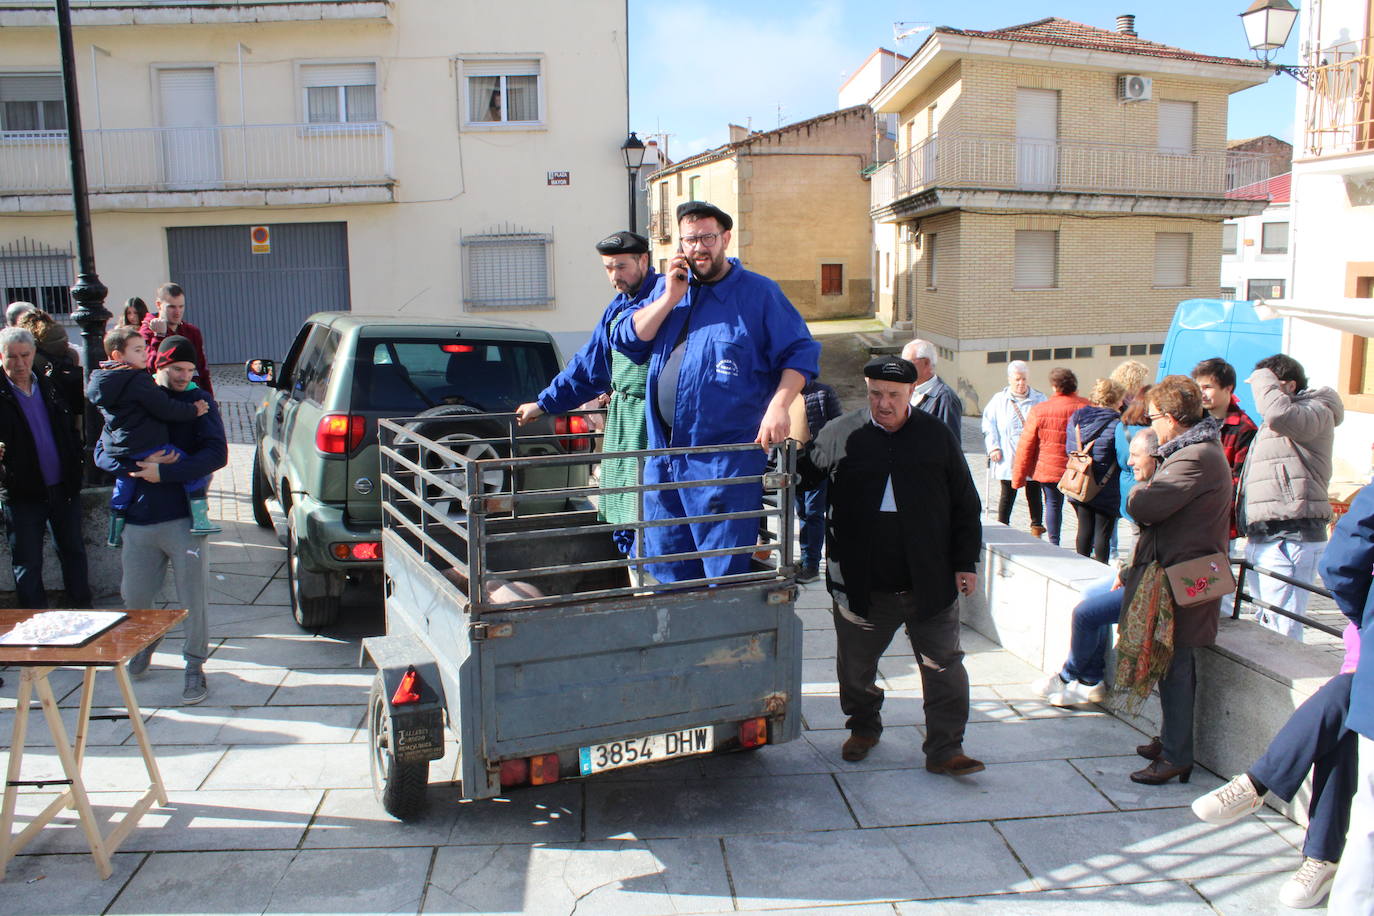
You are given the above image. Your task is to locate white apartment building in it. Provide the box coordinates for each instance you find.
[0,0,630,361]
[1220,172,1293,301]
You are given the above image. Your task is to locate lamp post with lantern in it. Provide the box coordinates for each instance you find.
[1239,0,1313,85]
[620,132,646,233]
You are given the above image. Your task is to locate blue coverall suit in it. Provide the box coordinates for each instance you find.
[533,269,661,415]
[612,258,820,583]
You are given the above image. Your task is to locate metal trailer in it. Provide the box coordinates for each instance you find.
[362,412,804,819]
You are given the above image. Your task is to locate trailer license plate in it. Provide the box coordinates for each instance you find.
[578,726,714,775]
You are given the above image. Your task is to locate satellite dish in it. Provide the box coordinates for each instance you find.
[893,21,933,44]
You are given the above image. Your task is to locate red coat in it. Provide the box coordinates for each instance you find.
[140,315,214,399]
[1011,392,1091,487]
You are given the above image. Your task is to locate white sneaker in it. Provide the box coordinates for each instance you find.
[1030,673,1066,700]
[1278,857,1337,908]
[1053,679,1108,707]
[1192,773,1264,825]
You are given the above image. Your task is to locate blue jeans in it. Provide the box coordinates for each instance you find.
[3,486,93,609]
[1251,673,1358,862]
[1059,578,1124,685]
[1042,485,1065,545]
[110,444,205,512]
[795,480,827,569]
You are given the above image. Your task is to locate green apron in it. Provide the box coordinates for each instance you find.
[599,313,650,525]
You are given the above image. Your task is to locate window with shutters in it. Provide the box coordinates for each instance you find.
[821,263,843,296]
[0,73,65,135]
[462,228,553,311]
[459,57,542,128]
[1261,222,1290,254]
[1158,100,1195,155]
[300,62,377,125]
[1338,270,1374,410]
[1013,230,1057,289]
[688,175,702,200]
[925,234,938,288]
[1154,232,1191,288]
[1222,223,1238,255]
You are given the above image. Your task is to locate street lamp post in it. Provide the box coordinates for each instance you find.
[621,132,646,233]
[54,0,112,480]
[1239,0,1313,85]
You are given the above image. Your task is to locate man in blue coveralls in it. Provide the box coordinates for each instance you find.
[613,200,821,583]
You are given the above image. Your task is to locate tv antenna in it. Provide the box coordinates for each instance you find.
[893,21,933,45]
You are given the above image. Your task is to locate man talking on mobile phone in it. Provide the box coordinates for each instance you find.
[612,200,819,584]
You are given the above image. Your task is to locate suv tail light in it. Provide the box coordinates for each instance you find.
[554,415,592,452]
[331,542,381,561]
[316,414,365,454]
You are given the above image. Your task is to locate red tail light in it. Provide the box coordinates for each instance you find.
[554,415,592,452]
[441,344,476,353]
[529,753,560,785]
[331,541,381,561]
[316,414,365,454]
[390,666,421,705]
[499,758,529,787]
[739,717,768,749]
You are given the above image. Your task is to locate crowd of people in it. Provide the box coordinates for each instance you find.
[1,285,224,705]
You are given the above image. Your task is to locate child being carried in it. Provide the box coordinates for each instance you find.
[87,328,215,547]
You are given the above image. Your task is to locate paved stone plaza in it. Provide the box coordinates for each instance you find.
[0,377,1325,914]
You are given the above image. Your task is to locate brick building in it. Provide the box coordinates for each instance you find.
[646,106,874,320]
[868,15,1274,413]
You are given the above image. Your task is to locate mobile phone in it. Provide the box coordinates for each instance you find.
[674,242,690,282]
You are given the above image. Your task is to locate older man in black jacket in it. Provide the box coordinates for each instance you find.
[800,355,983,774]
[0,327,91,608]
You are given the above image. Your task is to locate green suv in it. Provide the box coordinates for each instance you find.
[250,313,592,628]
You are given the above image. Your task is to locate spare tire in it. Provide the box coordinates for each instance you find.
[399,405,511,516]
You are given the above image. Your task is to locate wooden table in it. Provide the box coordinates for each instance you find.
[0,608,186,880]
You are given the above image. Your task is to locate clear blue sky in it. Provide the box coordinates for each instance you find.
[629,0,1298,160]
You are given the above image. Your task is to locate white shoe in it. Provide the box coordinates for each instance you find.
[1192,773,1264,825]
[1278,857,1337,908]
[1030,673,1066,700]
[1052,678,1107,707]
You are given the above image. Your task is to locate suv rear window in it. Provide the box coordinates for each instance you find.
[351,338,560,414]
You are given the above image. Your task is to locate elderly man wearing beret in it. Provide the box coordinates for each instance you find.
[516,231,661,547]
[799,356,985,774]
[611,200,820,583]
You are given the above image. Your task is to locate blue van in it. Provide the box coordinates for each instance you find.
[1156,299,1285,422]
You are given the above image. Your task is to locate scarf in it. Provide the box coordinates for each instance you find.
[1110,561,1175,715]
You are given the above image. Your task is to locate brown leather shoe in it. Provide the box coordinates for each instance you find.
[926,753,986,776]
[1136,736,1163,760]
[1030,525,1046,539]
[1130,757,1193,785]
[841,733,879,762]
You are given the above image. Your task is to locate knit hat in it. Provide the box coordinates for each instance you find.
[157,335,197,367]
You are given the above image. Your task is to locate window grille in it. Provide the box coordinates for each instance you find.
[462,226,553,311]
[0,237,74,315]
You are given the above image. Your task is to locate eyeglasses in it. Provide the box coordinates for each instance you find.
[680,233,721,249]
[1147,412,1167,421]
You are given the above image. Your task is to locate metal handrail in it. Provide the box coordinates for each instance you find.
[1227,557,1344,638]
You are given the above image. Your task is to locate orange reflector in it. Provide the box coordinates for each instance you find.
[739,717,768,749]
[529,753,560,785]
[499,758,528,788]
[390,666,421,705]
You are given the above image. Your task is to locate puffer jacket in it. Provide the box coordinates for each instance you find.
[1237,368,1345,534]
[1011,392,1091,487]
[1065,404,1121,516]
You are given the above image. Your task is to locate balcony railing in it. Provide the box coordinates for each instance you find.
[1302,38,1374,158]
[0,122,394,196]
[648,208,673,241]
[872,133,1272,212]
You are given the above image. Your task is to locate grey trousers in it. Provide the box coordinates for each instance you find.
[121,519,209,664]
[1158,646,1197,767]
[834,593,970,764]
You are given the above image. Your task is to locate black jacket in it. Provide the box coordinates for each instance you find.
[1065,404,1121,516]
[0,373,83,503]
[799,406,982,618]
[86,365,200,460]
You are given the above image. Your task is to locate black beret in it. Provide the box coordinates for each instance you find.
[864,356,918,384]
[157,335,198,367]
[595,231,649,255]
[676,200,733,231]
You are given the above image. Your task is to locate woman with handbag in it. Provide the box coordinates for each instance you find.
[1011,367,1090,545]
[1064,378,1125,564]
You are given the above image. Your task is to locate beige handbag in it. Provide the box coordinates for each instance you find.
[1164,551,1236,607]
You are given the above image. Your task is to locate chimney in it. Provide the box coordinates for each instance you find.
[1116,14,1137,36]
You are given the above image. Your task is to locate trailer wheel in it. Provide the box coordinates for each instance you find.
[368,673,428,819]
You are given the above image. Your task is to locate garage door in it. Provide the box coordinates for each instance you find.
[166,222,350,364]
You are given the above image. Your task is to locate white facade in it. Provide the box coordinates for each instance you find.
[837,48,905,143]
[1219,193,1293,302]
[1283,0,1374,482]
[0,0,629,358]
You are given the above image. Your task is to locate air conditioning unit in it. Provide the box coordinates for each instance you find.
[1118,74,1152,102]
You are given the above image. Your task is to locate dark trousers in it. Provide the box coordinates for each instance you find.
[1159,646,1197,767]
[834,593,970,764]
[1072,502,1116,564]
[3,487,93,609]
[795,480,828,570]
[1042,485,1065,545]
[998,479,1043,526]
[1250,673,1358,862]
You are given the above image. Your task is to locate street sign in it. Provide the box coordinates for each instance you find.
[251,225,271,254]
[546,171,570,186]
